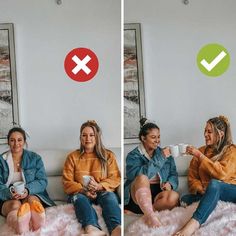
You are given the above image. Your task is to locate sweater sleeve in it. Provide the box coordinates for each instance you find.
[200,146,236,180]
[188,156,204,194]
[126,149,166,181]
[99,152,121,192]
[62,154,83,195]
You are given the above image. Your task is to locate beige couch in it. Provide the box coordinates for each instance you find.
[174,155,192,195]
[0,148,121,226]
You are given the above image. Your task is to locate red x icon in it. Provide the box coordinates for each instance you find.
[64,48,99,82]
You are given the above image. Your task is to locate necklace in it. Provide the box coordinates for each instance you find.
[14,162,21,170]
[13,155,22,169]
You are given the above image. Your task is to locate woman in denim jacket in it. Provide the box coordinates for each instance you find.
[0,127,55,234]
[124,118,179,228]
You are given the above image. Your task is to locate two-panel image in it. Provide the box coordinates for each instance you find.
[0,0,236,235]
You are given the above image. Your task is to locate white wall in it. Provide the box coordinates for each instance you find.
[125,0,236,156]
[0,0,121,152]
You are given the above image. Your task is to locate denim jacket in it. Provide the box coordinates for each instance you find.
[124,146,178,205]
[0,149,55,206]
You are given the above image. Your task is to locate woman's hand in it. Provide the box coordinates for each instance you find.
[197,185,206,195]
[162,147,171,158]
[197,188,205,195]
[186,146,203,158]
[11,189,28,200]
[84,190,97,200]
[160,182,172,191]
[87,177,104,192]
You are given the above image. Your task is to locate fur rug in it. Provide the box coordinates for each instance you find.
[125,201,236,236]
[0,204,108,236]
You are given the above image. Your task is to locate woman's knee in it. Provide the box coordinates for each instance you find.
[98,192,119,205]
[153,191,179,210]
[2,200,21,216]
[24,195,40,204]
[167,191,179,207]
[74,193,89,202]
[7,200,21,210]
[134,175,149,184]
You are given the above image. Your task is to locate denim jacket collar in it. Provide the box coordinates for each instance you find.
[138,143,151,160]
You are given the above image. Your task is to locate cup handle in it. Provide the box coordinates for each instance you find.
[9,186,15,194]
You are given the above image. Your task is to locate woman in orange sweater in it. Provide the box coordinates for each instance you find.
[62,120,121,236]
[175,116,236,236]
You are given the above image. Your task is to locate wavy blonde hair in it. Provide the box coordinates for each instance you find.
[79,120,107,176]
[205,116,233,161]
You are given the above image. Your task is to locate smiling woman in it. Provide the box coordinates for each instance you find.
[175,116,236,236]
[80,126,96,153]
[62,120,121,236]
[0,127,55,234]
[124,117,179,228]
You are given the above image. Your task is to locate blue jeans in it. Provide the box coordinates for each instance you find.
[183,179,236,225]
[69,191,121,234]
[181,193,203,206]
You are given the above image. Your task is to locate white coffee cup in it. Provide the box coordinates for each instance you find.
[10,181,25,194]
[83,175,91,187]
[169,145,180,158]
[178,143,188,154]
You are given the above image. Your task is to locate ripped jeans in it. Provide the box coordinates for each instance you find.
[68,191,121,234]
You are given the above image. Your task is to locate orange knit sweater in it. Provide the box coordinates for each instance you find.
[62,149,121,195]
[188,144,236,194]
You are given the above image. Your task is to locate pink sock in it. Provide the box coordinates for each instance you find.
[135,187,154,215]
[17,203,31,234]
[6,210,18,232]
[135,187,161,227]
[30,200,45,231]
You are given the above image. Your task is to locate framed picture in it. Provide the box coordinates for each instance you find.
[0,23,19,144]
[124,23,146,143]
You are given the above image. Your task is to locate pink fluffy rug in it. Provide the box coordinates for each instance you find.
[125,201,236,236]
[0,204,108,236]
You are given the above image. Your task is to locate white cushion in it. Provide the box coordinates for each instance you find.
[47,176,67,201]
[174,155,192,176]
[36,149,71,176]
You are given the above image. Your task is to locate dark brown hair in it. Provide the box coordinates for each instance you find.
[7,127,27,143]
[139,117,159,141]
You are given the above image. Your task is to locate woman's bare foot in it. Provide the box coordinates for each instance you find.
[111,225,121,236]
[143,212,162,228]
[174,218,200,236]
[84,225,107,235]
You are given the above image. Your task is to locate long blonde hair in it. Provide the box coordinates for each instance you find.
[79,120,107,176]
[205,116,233,161]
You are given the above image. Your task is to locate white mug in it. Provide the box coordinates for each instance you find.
[178,143,188,154]
[82,175,91,187]
[10,181,25,195]
[169,145,180,158]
